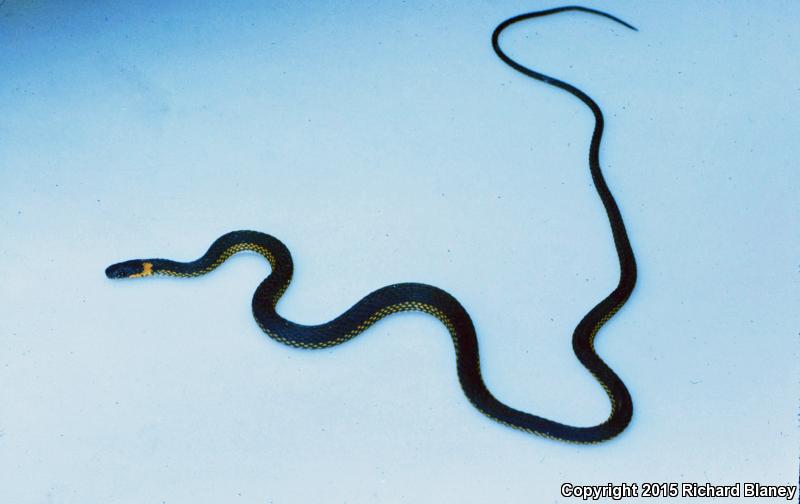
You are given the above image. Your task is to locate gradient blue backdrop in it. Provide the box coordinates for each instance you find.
[1,1,798,502]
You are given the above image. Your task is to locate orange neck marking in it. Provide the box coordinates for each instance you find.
[130,261,153,278]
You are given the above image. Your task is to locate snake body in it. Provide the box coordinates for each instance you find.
[106,6,638,443]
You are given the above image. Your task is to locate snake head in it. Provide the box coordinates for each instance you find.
[105,260,154,279]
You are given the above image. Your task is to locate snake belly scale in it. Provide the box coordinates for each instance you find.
[106,6,638,444]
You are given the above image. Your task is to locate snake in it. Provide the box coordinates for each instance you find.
[106,6,638,443]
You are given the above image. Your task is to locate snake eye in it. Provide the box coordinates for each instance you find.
[106,260,151,279]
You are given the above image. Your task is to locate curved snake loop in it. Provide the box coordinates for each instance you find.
[107,6,638,443]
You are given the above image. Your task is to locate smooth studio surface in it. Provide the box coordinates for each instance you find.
[1,1,798,502]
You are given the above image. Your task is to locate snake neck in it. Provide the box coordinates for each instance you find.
[148,231,294,286]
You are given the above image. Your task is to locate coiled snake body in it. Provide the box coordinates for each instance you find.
[106,6,638,443]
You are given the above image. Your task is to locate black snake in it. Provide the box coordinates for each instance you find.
[106,6,638,443]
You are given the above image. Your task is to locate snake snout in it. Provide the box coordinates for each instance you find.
[106,260,149,279]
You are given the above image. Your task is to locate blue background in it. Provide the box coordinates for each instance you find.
[1,1,797,502]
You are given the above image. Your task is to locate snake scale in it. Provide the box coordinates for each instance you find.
[106,6,638,443]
